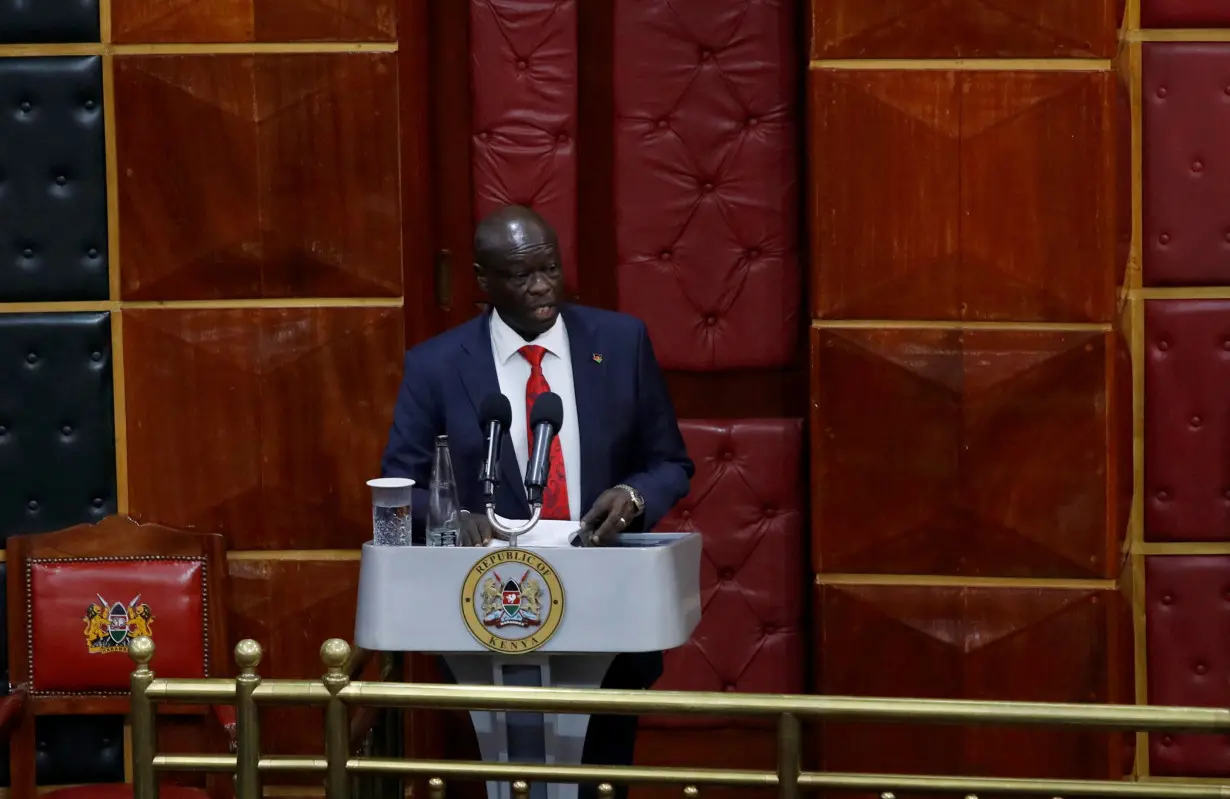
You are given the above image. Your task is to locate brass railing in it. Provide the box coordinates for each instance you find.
[128,637,1230,799]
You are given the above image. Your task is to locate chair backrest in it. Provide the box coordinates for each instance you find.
[7,515,227,711]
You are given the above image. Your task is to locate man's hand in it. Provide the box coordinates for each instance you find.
[581,487,639,546]
[459,510,505,547]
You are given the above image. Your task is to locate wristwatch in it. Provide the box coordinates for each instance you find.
[615,483,645,515]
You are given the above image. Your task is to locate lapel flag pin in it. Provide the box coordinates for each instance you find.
[592,353,603,364]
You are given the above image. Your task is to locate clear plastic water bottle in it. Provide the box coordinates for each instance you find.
[427,435,460,547]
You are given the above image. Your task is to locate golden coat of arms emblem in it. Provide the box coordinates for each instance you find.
[461,549,564,653]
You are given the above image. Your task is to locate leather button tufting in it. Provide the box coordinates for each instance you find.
[0,55,108,300]
[0,312,116,535]
[644,420,804,728]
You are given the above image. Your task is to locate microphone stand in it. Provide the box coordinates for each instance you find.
[485,501,542,548]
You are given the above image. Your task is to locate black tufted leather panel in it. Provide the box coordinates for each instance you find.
[0,716,126,786]
[0,57,108,301]
[0,313,116,539]
[0,0,100,44]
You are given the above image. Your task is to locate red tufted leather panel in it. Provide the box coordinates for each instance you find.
[1143,300,1230,541]
[613,0,800,371]
[470,0,578,291]
[1142,44,1230,286]
[645,418,805,729]
[1142,0,1230,27]
[30,558,207,694]
[1146,556,1230,775]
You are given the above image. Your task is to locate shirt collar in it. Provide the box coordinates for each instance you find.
[489,309,568,366]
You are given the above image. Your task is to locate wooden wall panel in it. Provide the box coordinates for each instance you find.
[818,580,1134,781]
[810,69,960,319]
[811,326,1129,579]
[114,53,401,301]
[111,0,397,43]
[808,0,1128,791]
[228,557,377,763]
[122,307,402,550]
[811,68,1119,323]
[809,0,1120,59]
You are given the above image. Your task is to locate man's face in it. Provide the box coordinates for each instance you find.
[478,239,565,337]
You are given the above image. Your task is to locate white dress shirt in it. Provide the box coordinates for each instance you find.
[489,311,582,521]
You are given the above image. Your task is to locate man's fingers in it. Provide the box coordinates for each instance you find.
[581,489,617,527]
[459,516,480,547]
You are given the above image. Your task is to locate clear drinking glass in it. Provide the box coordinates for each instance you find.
[367,477,414,546]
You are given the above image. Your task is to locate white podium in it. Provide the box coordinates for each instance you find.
[354,531,703,799]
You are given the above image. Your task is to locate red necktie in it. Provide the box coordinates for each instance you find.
[519,345,571,520]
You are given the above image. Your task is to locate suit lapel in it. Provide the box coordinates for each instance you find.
[562,305,607,513]
[457,313,528,513]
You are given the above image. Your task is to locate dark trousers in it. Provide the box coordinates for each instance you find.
[578,651,662,799]
[438,651,663,799]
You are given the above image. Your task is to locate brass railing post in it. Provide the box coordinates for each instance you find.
[234,639,264,799]
[777,712,800,799]
[128,636,158,799]
[322,638,353,799]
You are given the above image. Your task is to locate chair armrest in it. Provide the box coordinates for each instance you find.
[212,705,237,753]
[0,689,26,741]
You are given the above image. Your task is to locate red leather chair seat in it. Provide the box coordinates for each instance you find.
[43,786,206,799]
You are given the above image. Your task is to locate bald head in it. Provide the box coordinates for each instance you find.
[473,205,558,270]
[472,205,564,339]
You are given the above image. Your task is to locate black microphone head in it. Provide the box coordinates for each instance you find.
[479,392,513,429]
[529,391,564,432]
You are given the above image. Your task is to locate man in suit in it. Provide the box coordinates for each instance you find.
[381,204,694,795]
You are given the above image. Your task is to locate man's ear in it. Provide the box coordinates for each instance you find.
[473,262,488,293]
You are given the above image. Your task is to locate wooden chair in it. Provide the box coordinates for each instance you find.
[3,516,236,799]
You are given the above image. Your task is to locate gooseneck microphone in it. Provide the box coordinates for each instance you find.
[477,392,513,502]
[524,392,564,508]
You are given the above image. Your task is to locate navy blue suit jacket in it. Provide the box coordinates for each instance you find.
[381,304,694,534]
